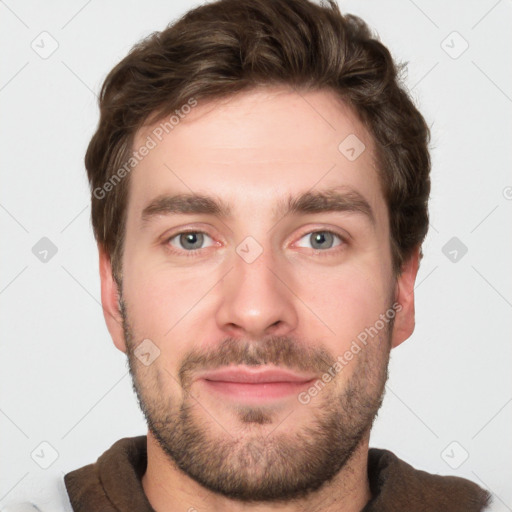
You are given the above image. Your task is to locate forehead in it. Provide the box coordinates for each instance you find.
[128,87,384,219]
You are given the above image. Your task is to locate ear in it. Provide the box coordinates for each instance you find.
[98,244,127,353]
[391,245,421,349]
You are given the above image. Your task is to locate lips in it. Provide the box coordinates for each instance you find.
[197,366,317,384]
[196,366,318,402]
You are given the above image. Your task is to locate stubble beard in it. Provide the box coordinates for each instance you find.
[120,297,392,503]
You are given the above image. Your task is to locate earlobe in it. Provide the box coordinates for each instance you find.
[390,246,421,349]
[98,244,127,353]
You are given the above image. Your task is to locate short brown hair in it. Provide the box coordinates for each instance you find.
[85,0,430,282]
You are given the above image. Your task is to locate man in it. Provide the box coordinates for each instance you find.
[62,0,492,510]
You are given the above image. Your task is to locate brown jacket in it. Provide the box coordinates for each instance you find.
[64,436,492,511]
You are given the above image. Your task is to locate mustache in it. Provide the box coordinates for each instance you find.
[178,336,335,390]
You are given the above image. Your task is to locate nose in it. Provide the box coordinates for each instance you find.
[215,244,299,339]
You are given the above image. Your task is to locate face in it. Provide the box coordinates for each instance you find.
[100,86,418,502]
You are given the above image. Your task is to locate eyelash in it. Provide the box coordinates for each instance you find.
[163,229,348,258]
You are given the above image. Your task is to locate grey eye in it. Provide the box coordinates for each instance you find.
[296,231,342,250]
[169,232,213,251]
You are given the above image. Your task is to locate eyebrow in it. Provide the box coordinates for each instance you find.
[140,187,375,227]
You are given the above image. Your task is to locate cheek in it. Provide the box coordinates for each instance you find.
[297,258,391,335]
[303,269,392,390]
[122,251,217,344]
[121,251,172,336]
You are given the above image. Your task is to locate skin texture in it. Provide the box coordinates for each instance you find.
[99,86,420,512]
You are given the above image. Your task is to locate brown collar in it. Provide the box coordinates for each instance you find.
[64,436,492,512]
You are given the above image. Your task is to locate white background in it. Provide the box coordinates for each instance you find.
[1,1,511,510]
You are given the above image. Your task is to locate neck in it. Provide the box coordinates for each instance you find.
[142,431,372,512]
